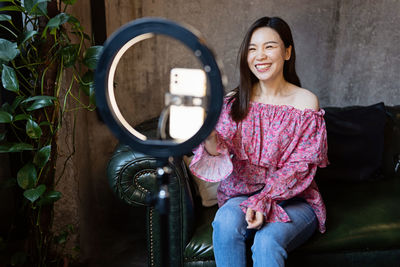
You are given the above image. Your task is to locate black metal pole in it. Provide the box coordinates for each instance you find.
[93,17,225,267]
[155,162,172,267]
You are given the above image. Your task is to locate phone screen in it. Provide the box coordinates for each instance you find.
[169,68,206,141]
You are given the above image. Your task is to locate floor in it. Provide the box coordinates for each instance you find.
[83,197,148,267]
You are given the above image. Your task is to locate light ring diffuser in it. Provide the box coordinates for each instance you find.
[95,17,224,158]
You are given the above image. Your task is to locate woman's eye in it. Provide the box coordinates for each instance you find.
[266,45,273,49]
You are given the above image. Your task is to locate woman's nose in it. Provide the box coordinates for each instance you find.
[256,49,267,60]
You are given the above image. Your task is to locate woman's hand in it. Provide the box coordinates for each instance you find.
[204,130,220,156]
[246,207,264,229]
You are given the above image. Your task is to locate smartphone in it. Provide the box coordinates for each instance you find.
[169,68,207,141]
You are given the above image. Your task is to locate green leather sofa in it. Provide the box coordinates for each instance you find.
[107,105,400,267]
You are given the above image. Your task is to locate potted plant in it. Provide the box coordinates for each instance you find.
[0,0,102,265]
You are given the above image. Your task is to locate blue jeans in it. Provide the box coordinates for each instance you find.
[212,196,318,267]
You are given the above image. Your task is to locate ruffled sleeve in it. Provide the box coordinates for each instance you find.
[239,109,328,227]
[189,98,237,182]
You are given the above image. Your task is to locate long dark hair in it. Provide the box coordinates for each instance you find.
[230,17,301,122]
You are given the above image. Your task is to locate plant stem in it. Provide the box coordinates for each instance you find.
[0,24,18,38]
[55,109,76,186]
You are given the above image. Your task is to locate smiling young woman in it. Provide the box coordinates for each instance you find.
[246,26,319,113]
[247,27,291,83]
[189,17,329,267]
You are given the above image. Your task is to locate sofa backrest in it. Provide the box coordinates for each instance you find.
[315,104,400,183]
[133,105,400,184]
[383,106,400,178]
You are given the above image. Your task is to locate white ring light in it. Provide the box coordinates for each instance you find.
[95,18,225,158]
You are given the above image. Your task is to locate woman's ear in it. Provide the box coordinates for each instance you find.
[285,45,292,61]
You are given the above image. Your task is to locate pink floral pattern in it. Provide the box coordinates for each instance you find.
[190,98,329,233]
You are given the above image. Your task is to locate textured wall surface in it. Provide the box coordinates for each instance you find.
[52,0,92,260]
[53,0,400,266]
[106,0,400,110]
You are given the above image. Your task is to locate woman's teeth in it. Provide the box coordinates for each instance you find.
[255,64,271,70]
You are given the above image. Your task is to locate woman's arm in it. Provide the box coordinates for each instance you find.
[240,109,328,223]
[240,163,317,217]
[204,130,220,156]
[188,98,236,182]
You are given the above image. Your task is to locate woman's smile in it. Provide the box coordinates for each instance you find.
[255,63,272,72]
[247,27,290,82]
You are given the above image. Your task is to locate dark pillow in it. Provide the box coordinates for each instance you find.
[316,102,387,182]
[383,106,400,178]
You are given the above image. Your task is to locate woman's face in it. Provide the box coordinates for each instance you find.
[247,27,291,82]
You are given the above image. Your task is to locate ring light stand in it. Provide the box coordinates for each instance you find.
[95,18,225,266]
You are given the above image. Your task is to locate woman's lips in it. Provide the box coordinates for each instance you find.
[255,63,272,72]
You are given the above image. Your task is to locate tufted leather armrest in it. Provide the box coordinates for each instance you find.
[107,143,197,266]
[107,144,159,206]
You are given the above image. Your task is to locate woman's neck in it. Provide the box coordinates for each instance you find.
[255,76,291,100]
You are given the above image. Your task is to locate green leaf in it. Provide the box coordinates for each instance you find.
[1,102,12,113]
[17,163,37,189]
[11,96,25,112]
[23,0,49,16]
[20,30,38,45]
[39,121,51,127]
[49,27,57,36]
[0,39,19,62]
[10,143,34,152]
[13,114,31,121]
[33,145,51,168]
[0,111,13,123]
[61,44,78,68]
[26,98,54,111]
[47,13,70,30]
[80,70,93,96]
[67,15,82,31]
[81,71,96,106]
[22,95,57,103]
[0,143,14,152]
[23,184,46,203]
[38,190,61,205]
[44,13,72,36]
[0,14,11,22]
[26,119,42,139]
[1,64,19,92]
[22,96,56,111]
[71,30,90,40]
[0,5,22,12]
[0,142,34,153]
[54,230,68,244]
[83,46,103,69]
[0,131,6,141]
[62,0,77,5]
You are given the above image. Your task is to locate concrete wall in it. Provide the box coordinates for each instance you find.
[53,0,400,265]
[106,0,400,109]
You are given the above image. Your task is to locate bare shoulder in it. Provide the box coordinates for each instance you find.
[292,87,320,111]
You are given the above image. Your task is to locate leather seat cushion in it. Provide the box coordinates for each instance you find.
[183,177,400,260]
[184,206,217,262]
[301,177,400,252]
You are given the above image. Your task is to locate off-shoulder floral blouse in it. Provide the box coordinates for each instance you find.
[189,98,329,233]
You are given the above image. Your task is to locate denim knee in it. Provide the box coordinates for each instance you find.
[212,200,247,241]
[252,234,287,267]
[252,233,287,256]
[213,211,246,240]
